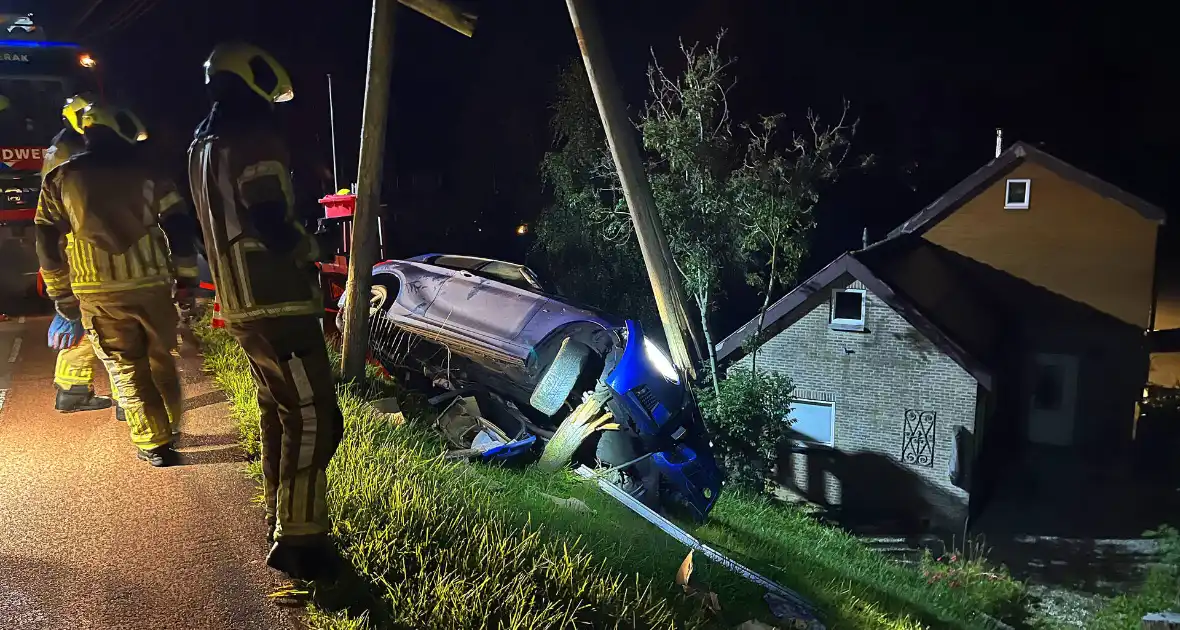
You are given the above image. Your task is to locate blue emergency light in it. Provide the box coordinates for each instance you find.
[0,40,80,48]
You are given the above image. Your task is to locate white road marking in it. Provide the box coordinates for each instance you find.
[17,316,25,324]
[0,389,7,413]
[7,337,21,363]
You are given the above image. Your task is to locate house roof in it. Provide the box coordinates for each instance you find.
[715,140,1167,392]
[889,141,1167,239]
[714,245,995,390]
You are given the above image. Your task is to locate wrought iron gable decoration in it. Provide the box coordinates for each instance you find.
[901,409,936,467]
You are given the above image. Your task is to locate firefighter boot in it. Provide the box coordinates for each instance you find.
[137,443,178,467]
[55,384,114,413]
[115,405,126,422]
[266,535,341,582]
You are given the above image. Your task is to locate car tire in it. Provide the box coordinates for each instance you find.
[530,337,591,416]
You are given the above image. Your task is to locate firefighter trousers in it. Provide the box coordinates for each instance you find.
[81,286,183,450]
[55,338,120,399]
[229,315,342,541]
[54,337,98,389]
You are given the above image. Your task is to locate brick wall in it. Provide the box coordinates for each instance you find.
[734,277,980,531]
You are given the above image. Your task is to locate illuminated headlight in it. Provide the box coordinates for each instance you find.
[643,338,679,384]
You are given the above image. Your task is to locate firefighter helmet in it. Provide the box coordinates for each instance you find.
[203,42,294,104]
[62,93,96,131]
[72,103,148,144]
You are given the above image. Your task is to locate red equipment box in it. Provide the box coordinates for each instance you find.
[318,193,356,219]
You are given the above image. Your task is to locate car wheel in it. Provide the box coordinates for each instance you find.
[529,337,591,416]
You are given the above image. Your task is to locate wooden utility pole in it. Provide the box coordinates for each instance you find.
[564,0,700,378]
[399,0,476,36]
[341,0,477,381]
[341,0,397,381]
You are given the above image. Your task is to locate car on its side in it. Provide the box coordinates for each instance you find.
[340,253,722,519]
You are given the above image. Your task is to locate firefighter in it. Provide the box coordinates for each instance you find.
[43,93,120,417]
[35,102,199,467]
[189,42,342,581]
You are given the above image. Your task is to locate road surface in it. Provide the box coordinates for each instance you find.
[0,315,300,629]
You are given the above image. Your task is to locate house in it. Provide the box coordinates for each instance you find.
[716,141,1170,537]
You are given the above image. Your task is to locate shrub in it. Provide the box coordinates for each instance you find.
[697,367,794,493]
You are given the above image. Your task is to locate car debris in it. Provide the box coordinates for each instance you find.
[433,391,537,465]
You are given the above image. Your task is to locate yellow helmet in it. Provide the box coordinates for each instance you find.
[203,42,294,104]
[62,93,95,132]
[72,103,149,144]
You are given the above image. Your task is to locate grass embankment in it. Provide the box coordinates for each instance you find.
[197,320,1029,629]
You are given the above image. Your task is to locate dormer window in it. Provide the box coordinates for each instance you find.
[1005,178,1031,210]
[830,289,866,331]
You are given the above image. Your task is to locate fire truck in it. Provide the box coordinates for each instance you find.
[0,14,97,300]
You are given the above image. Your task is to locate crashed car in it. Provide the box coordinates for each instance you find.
[339,253,722,519]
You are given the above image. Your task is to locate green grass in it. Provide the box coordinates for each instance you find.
[196,318,1030,629]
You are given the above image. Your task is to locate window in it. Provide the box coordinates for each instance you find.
[476,261,543,293]
[431,255,486,271]
[1005,178,1031,210]
[787,400,835,446]
[1032,364,1063,410]
[830,289,866,331]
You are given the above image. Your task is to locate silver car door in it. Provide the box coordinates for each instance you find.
[429,263,548,359]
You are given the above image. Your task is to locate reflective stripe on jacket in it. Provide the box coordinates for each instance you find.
[35,150,190,298]
[188,113,321,323]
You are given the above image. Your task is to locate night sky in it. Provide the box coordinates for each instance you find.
[22,0,1180,332]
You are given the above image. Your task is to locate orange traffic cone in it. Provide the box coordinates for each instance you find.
[211,296,225,329]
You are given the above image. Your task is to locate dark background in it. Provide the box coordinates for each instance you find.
[16,0,1180,334]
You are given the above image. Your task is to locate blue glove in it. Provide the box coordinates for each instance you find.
[48,313,85,351]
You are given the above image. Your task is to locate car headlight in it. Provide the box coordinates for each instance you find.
[643,338,680,384]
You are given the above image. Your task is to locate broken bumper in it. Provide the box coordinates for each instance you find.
[603,320,722,520]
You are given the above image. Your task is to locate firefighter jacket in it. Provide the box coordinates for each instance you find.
[188,107,322,323]
[41,127,84,178]
[34,148,199,300]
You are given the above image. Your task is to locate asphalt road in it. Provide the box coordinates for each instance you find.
[0,316,300,630]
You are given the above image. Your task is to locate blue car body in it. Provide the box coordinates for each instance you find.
[602,320,722,519]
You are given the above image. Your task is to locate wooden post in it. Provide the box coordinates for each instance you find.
[564,0,700,377]
[398,0,476,36]
[340,0,475,381]
[341,0,397,381]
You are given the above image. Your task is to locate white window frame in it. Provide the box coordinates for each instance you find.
[830,288,866,331]
[1005,178,1031,210]
[787,399,836,447]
